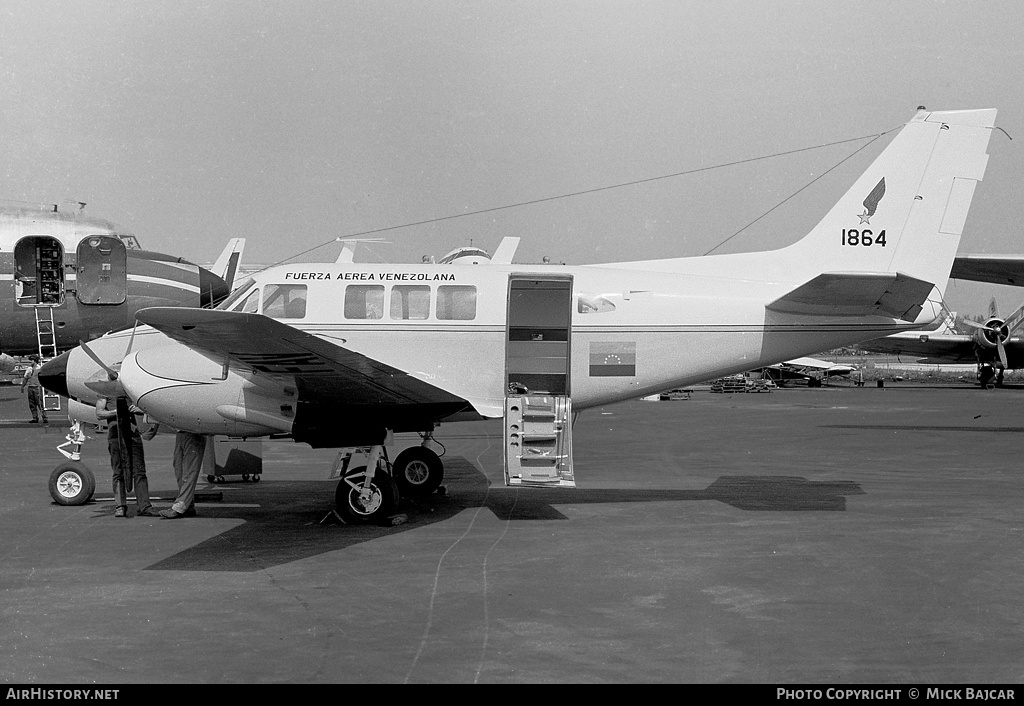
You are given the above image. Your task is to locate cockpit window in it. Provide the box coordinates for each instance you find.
[262,284,307,319]
[234,288,260,314]
[216,279,256,310]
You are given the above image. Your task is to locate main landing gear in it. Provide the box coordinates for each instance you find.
[332,432,446,524]
[978,363,1003,389]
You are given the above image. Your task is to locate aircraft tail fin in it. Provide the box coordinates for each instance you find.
[337,242,356,264]
[212,238,246,290]
[335,238,389,264]
[490,237,521,264]
[780,108,996,305]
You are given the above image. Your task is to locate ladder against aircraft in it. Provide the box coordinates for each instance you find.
[34,307,61,411]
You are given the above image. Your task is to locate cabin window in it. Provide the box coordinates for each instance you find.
[436,285,477,320]
[345,285,384,319]
[390,285,430,320]
[577,294,616,314]
[262,284,307,319]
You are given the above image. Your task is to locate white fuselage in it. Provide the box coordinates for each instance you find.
[90,260,932,437]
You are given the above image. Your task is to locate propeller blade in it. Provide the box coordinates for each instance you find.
[998,341,1009,369]
[115,396,135,491]
[959,319,988,331]
[79,339,120,379]
[83,370,124,398]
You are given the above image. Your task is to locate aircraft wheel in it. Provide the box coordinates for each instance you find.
[49,462,96,506]
[207,475,216,483]
[393,447,444,498]
[252,475,260,482]
[242,474,250,482]
[335,465,398,524]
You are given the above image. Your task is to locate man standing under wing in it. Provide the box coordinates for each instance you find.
[160,431,209,519]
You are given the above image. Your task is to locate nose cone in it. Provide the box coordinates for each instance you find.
[39,351,70,398]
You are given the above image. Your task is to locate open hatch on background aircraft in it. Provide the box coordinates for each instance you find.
[0,203,243,358]
[40,108,999,523]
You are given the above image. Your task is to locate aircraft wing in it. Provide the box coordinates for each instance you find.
[134,307,476,416]
[951,255,1024,287]
[856,332,978,362]
[783,357,853,373]
[766,272,934,322]
[784,356,836,370]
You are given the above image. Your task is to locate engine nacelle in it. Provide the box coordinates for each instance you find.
[119,343,297,437]
[67,398,105,428]
[974,317,1009,350]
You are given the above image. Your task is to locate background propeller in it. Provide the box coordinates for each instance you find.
[960,300,1024,369]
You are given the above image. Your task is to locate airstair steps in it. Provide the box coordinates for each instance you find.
[504,394,575,488]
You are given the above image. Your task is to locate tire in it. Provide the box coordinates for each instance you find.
[392,447,444,498]
[335,465,398,524]
[49,462,96,506]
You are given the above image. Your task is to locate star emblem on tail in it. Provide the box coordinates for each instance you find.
[858,177,886,224]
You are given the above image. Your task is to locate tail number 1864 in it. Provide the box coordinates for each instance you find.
[842,229,886,247]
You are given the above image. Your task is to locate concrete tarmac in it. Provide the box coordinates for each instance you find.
[1,384,1022,684]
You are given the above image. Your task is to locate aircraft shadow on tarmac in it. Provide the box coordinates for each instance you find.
[144,457,864,572]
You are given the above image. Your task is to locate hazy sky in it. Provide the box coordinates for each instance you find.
[2,0,1022,315]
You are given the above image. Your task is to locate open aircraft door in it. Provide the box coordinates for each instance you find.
[14,236,65,307]
[76,236,127,305]
[504,275,575,488]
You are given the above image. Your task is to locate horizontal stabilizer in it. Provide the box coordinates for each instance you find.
[766,272,934,322]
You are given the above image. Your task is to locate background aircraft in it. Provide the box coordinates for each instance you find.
[857,299,1024,387]
[758,357,860,387]
[0,203,242,360]
[40,108,998,523]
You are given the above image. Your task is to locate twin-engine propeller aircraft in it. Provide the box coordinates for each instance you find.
[40,108,998,523]
[858,298,1024,387]
[0,203,243,357]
